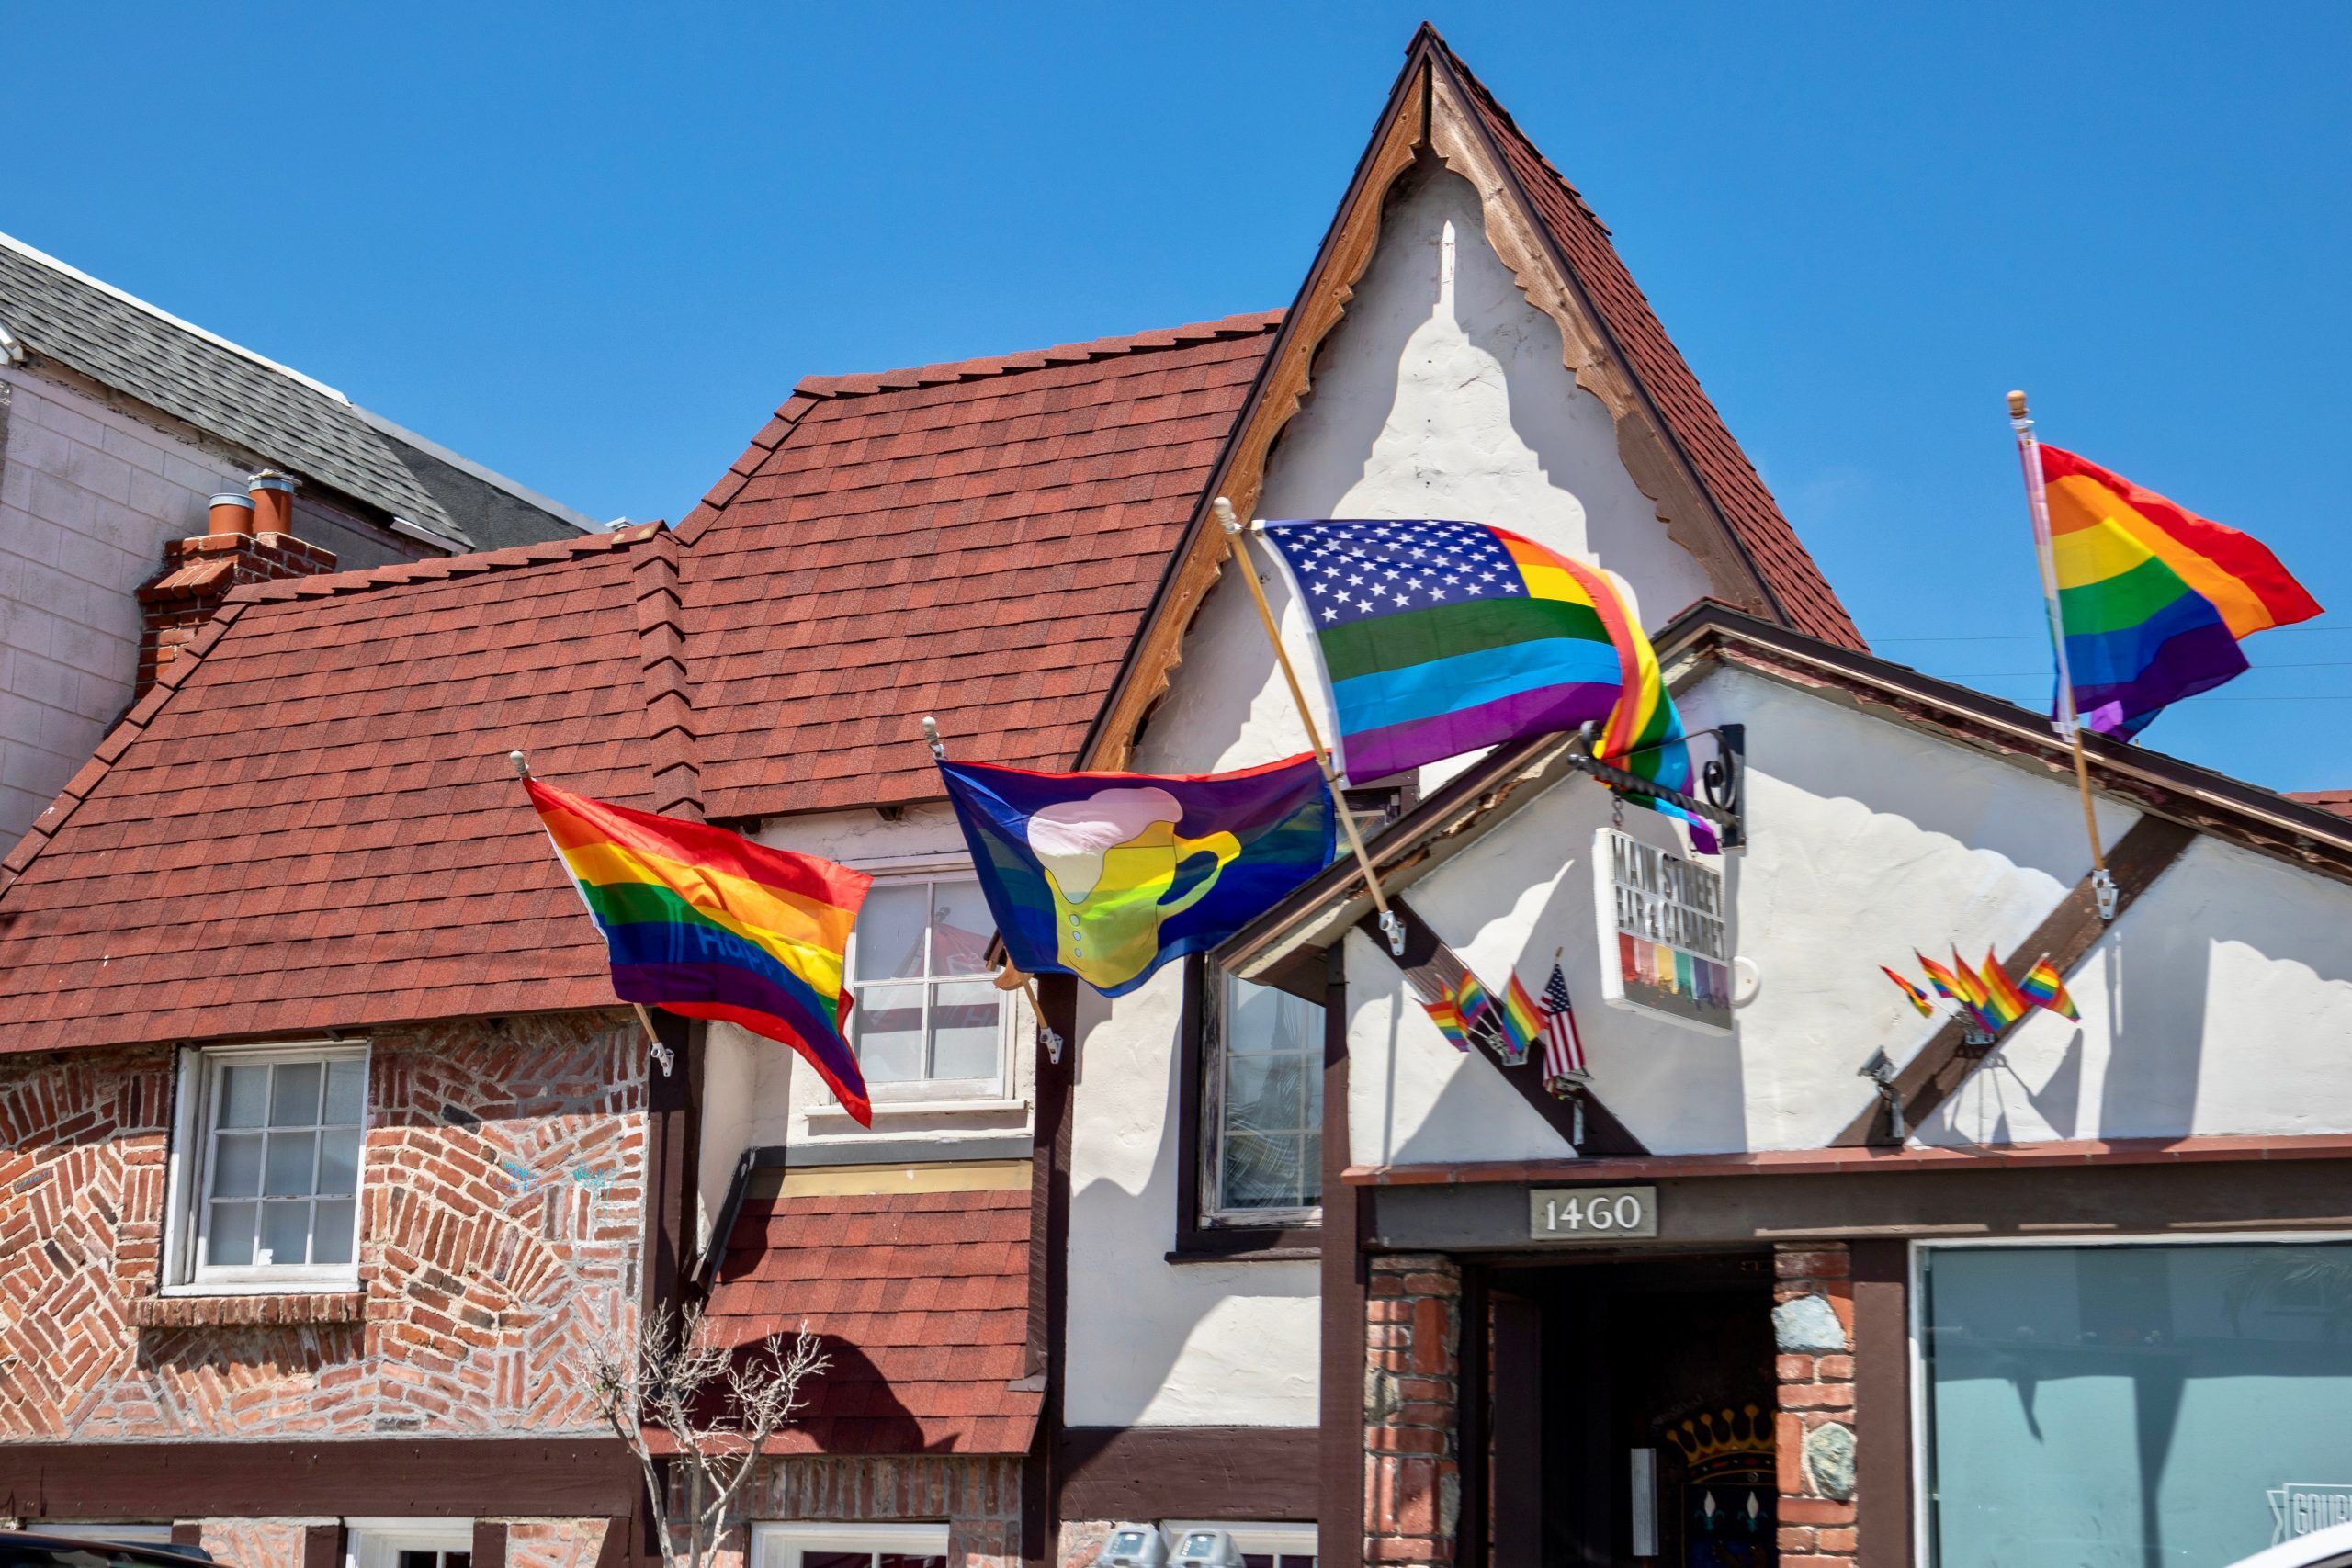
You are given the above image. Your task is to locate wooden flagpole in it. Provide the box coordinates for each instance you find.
[1214,498,1405,954]
[2008,391,2117,920]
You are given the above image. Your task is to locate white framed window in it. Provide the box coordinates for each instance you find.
[1162,1522,1317,1568]
[1201,966,1324,1226]
[346,1518,473,1568]
[846,872,1007,1101]
[751,1523,949,1568]
[166,1042,367,1291]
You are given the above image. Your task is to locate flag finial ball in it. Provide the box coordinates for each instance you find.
[1213,496,1240,535]
[2006,389,2030,418]
[508,750,530,778]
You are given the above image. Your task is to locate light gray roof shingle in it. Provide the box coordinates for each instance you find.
[0,232,596,549]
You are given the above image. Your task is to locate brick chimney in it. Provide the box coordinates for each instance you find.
[136,470,337,697]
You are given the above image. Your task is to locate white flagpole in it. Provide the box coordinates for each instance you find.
[2008,390,2116,920]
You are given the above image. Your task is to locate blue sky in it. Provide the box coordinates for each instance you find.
[14,3,2350,790]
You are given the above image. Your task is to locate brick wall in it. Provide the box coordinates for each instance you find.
[192,1517,318,1566]
[136,529,339,695]
[502,1517,617,1568]
[1364,1254,1462,1568]
[0,1011,646,1439]
[1771,1245,1857,1568]
[711,1456,1024,1568]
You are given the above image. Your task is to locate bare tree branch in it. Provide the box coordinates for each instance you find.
[578,1303,831,1568]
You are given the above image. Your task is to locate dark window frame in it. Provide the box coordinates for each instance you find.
[1171,954,1324,1262]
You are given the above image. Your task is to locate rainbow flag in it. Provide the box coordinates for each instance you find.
[1917,950,1964,1006]
[526,779,875,1123]
[1495,972,1544,1066]
[1260,519,1713,852]
[1948,948,1998,1032]
[1979,950,2031,1032]
[1882,964,1933,1018]
[2042,445,2320,737]
[2020,957,2080,1021]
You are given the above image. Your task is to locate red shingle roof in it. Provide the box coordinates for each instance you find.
[678,312,1282,821]
[0,527,681,1054]
[2290,790,2352,819]
[704,1187,1038,1454]
[1426,28,1864,651]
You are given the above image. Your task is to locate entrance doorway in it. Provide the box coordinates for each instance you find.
[1481,1253,1778,1568]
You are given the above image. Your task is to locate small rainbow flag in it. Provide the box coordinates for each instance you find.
[1917,950,1965,1006]
[2021,957,2080,1021]
[1979,950,2032,1032]
[1495,972,1544,1066]
[1882,964,1933,1018]
[526,778,876,1123]
[2042,446,2320,737]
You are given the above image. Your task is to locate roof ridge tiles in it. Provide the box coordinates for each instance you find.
[789,310,1283,401]
[226,522,667,605]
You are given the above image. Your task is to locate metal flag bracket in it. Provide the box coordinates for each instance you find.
[1857,1048,1907,1140]
[1566,723,1746,852]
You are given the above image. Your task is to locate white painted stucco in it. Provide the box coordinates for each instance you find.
[1062,968,1320,1427]
[694,802,1038,1225]
[1920,831,2352,1146]
[1255,166,1712,634]
[1068,166,1742,1426]
[1351,660,2352,1164]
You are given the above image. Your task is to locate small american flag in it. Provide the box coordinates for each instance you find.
[1540,961,1586,1083]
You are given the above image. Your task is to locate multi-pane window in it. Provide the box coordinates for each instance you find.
[394,1551,470,1568]
[1203,968,1324,1224]
[847,874,1005,1095]
[753,1525,947,1568]
[176,1045,366,1282]
[348,1522,474,1568]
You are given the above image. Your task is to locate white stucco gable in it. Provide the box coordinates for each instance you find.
[1341,660,2352,1165]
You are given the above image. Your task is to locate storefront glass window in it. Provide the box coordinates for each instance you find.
[1924,1239,2352,1568]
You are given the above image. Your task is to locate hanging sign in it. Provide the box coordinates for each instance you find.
[1594,826,1733,1034]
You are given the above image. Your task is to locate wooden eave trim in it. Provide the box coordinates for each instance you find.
[1417,51,1782,624]
[1680,609,2352,884]
[1081,37,1811,771]
[1347,1130,2352,1186]
[1079,52,1431,770]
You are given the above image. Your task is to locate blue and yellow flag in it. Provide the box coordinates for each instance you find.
[936,754,1333,998]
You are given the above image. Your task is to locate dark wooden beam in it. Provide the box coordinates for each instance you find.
[0,1438,635,1519]
[1834,815,2196,1145]
[1058,1427,1320,1523]
[1364,898,1646,1156]
[1023,975,1078,1568]
[470,1522,508,1568]
[641,1010,700,1319]
[1318,944,1366,1568]
[1849,1240,1910,1568]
